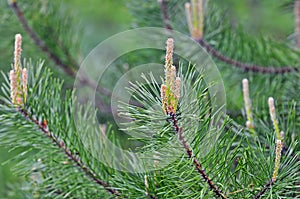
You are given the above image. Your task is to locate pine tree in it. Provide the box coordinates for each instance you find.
[0,0,299,198]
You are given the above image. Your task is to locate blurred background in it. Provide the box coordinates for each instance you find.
[0,0,295,197]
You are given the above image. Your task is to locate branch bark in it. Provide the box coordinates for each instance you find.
[157,0,299,74]
[18,108,120,196]
[253,180,273,199]
[197,39,299,74]
[158,0,173,31]
[9,1,143,113]
[169,113,227,199]
[10,1,76,76]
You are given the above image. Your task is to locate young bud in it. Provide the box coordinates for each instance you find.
[161,84,167,113]
[22,68,27,103]
[10,70,17,105]
[144,175,149,189]
[268,97,281,139]
[246,120,254,129]
[197,0,204,39]
[268,97,276,121]
[165,38,174,86]
[161,39,181,115]
[165,38,174,68]
[185,2,193,38]
[144,174,149,196]
[14,34,22,71]
[242,79,254,131]
[185,0,204,40]
[9,34,28,107]
[170,65,176,90]
[272,139,282,182]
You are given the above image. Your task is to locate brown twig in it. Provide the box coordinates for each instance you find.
[9,2,112,100]
[169,113,227,199]
[18,108,120,196]
[157,1,299,74]
[158,0,173,31]
[197,39,299,74]
[253,180,273,199]
[9,1,76,76]
[9,1,143,112]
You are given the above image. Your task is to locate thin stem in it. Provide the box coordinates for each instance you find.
[9,1,142,111]
[18,108,120,196]
[157,1,298,74]
[12,1,107,94]
[253,180,273,199]
[158,0,173,31]
[169,113,227,199]
[9,1,76,76]
[197,39,299,74]
[9,2,110,100]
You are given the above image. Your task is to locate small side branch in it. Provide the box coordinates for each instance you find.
[9,1,76,76]
[157,0,299,74]
[9,1,142,113]
[158,0,173,31]
[197,39,299,74]
[254,97,283,199]
[253,180,273,199]
[169,113,227,199]
[18,108,120,196]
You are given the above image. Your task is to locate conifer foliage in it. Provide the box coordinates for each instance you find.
[0,0,299,198]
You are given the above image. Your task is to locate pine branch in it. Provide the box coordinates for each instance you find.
[158,0,172,31]
[17,107,120,196]
[197,39,299,74]
[8,1,117,111]
[253,180,273,199]
[9,1,76,77]
[9,1,144,114]
[169,113,227,199]
[158,0,299,74]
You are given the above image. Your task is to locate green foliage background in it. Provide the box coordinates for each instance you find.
[0,0,298,198]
